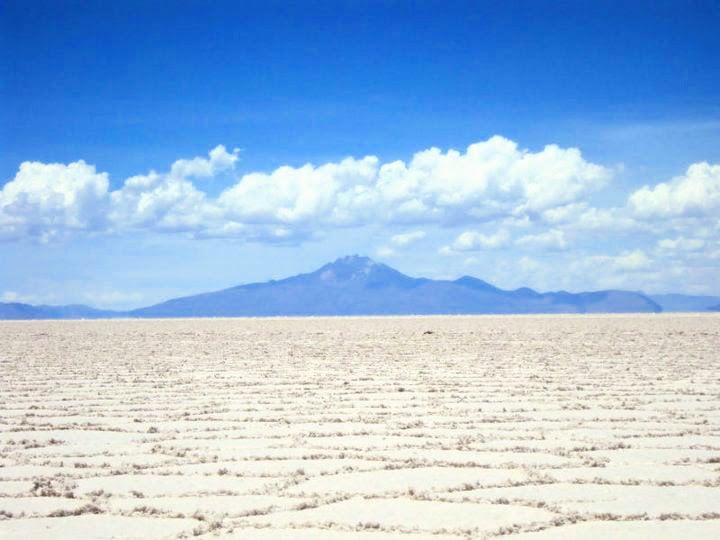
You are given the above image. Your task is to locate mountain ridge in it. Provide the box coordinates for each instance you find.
[8,255,710,319]
[647,293,720,313]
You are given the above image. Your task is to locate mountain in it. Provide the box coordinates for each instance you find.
[0,302,120,320]
[649,294,720,312]
[127,255,661,318]
[1,255,668,319]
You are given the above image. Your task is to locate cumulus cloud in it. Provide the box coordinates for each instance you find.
[0,146,239,241]
[376,230,427,258]
[169,145,239,179]
[216,136,610,230]
[629,162,720,219]
[196,222,310,244]
[575,250,652,273]
[443,229,510,253]
[611,250,652,271]
[540,203,646,234]
[109,172,215,232]
[0,160,110,241]
[372,136,610,223]
[560,249,655,292]
[376,246,396,258]
[390,230,426,247]
[1,136,614,243]
[541,162,720,241]
[574,207,642,232]
[540,203,588,225]
[515,229,568,250]
[4,137,719,288]
[109,145,239,232]
[218,157,379,226]
[656,236,706,252]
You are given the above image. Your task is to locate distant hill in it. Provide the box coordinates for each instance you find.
[1,255,672,320]
[0,302,120,320]
[128,255,661,318]
[649,294,720,312]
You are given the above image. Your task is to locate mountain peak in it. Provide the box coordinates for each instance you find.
[454,275,502,293]
[318,255,378,282]
[2,253,673,318]
[332,255,376,268]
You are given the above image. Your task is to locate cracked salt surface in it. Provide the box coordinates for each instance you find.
[1,314,719,538]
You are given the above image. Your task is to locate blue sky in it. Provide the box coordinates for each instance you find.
[2,0,720,308]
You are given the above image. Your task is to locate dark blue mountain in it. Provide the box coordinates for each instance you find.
[2,255,673,319]
[0,302,120,320]
[649,294,720,312]
[127,255,662,317]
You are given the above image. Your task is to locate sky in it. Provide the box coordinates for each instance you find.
[2,0,720,309]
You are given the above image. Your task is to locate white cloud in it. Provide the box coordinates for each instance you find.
[217,136,609,231]
[376,230,426,258]
[611,250,652,271]
[110,172,215,232]
[559,249,655,293]
[169,145,239,179]
[196,221,312,244]
[375,246,396,258]
[0,136,617,243]
[390,230,426,247]
[110,146,238,232]
[374,136,610,223]
[574,250,651,275]
[0,160,110,241]
[502,214,533,228]
[219,157,379,226]
[0,146,238,241]
[575,207,642,232]
[3,139,718,293]
[540,203,645,234]
[541,202,588,225]
[515,229,568,250]
[656,237,706,252]
[445,229,510,252]
[629,161,720,219]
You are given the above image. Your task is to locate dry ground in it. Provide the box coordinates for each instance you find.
[1,314,719,539]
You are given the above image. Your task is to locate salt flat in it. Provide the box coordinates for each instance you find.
[1,314,719,539]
